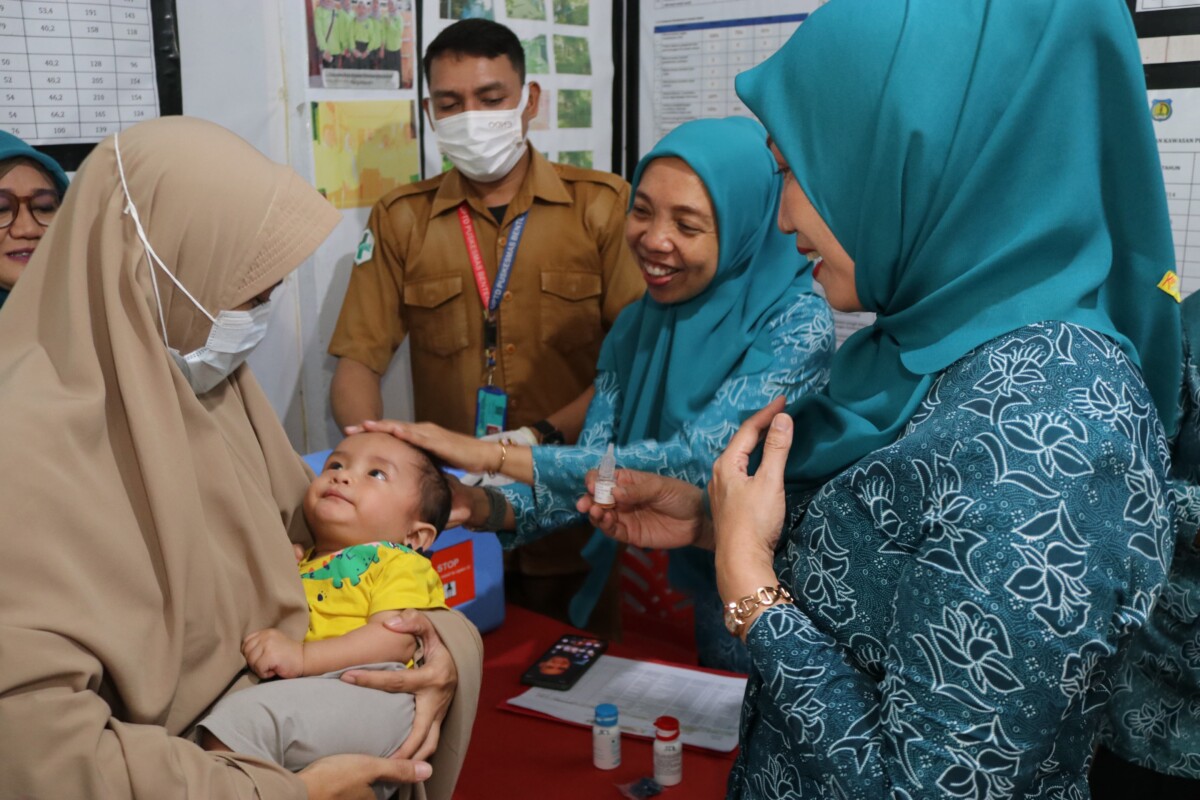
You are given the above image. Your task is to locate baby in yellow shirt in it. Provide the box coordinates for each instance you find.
[198,432,451,783]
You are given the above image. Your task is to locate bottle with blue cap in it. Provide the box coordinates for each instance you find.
[592,702,620,769]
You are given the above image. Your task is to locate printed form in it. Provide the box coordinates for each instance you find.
[1137,0,1200,10]
[0,0,160,145]
[1151,87,1200,301]
[506,655,746,752]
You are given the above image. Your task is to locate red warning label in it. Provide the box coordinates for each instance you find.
[431,541,476,606]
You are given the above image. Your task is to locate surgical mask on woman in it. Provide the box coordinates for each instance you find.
[432,85,529,183]
[114,132,273,394]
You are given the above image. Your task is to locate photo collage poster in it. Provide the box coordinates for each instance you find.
[305,0,421,209]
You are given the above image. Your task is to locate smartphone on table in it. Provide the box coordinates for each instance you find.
[519,634,608,690]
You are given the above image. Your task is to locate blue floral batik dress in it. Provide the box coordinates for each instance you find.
[728,323,1173,799]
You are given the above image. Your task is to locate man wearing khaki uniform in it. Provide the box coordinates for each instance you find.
[329,19,642,636]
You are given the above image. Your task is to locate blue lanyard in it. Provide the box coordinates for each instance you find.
[458,203,529,318]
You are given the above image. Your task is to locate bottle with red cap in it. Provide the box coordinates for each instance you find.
[653,715,682,786]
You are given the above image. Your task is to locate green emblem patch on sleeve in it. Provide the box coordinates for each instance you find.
[354,229,375,265]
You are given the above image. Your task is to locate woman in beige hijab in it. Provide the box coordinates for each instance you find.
[0,116,482,800]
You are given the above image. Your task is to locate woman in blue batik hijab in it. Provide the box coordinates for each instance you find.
[579,0,1183,796]
[0,131,69,310]
[359,116,835,671]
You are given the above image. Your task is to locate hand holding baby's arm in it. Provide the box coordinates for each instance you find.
[297,610,418,676]
[242,628,305,679]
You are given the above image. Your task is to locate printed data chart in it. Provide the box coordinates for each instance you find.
[0,0,160,145]
[1152,89,1200,301]
[1137,0,1200,10]
[650,13,804,141]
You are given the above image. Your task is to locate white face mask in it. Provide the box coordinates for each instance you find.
[432,84,529,183]
[168,303,273,394]
[114,132,274,395]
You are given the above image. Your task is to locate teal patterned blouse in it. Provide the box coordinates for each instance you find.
[496,290,834,670]
[728,322,1173,799]
[1100,304,1200,780]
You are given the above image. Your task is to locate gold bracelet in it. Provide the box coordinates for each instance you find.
[494,441,508,474]
[723,585,793,637]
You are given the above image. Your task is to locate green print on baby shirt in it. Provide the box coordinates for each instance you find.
[301,542,414,589]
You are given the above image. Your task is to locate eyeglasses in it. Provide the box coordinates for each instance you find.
[0,189,60,229]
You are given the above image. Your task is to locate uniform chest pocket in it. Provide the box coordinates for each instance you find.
[540,271,602,355]
[403,276,469,357]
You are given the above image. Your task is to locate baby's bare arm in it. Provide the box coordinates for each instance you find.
[300,610,418,676]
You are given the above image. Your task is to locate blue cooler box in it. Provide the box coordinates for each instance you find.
[301,450,505,633]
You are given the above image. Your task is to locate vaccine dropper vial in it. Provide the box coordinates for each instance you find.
[593,443,617,507]
[593,703,621,769]
[653,715,682,786]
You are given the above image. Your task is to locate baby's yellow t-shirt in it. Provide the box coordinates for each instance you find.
[299,541,446,643]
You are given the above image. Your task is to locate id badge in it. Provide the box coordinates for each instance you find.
[475,385,508,437]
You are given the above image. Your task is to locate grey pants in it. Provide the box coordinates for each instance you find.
[198,664,415,799]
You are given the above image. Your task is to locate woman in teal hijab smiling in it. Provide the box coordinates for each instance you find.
[358,116,834,670]
[0,131,69,311]
[581,0,1182,796]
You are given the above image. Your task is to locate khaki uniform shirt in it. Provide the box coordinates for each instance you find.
[330,149,643,436]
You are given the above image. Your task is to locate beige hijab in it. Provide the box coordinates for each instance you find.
[0,117,341,797]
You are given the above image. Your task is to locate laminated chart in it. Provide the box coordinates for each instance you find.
[1151,88,1200,301]
[0,0,160,145]
[649,13,806,142]
[1137,1,1200,10]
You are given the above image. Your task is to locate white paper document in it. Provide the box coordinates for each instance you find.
[1,0,161,145]
[1137,0,1200,10]
[506,655,747,752]
[1149,87,1200,301]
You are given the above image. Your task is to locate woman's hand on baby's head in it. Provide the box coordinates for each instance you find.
[242,627,305,679]
[354,419,499,474]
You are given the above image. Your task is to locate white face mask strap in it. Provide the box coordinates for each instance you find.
[113,132,216,346]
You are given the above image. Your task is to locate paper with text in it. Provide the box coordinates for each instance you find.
[506,655,747,752]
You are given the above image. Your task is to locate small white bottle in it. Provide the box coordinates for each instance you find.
[593,443,617,507]
[593,703,621,770]
[653,715,682,786]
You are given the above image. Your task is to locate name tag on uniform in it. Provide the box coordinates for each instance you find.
[475,385,508,437]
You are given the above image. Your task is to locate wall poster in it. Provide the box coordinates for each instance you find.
[307,0,417,90]
[1,0,161,145]
[1150,88,1200,303]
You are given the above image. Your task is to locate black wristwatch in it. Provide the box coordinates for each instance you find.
[481,486,510,531]
[531,418,565,445]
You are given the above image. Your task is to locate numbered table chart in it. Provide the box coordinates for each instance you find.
[0,0,159,145]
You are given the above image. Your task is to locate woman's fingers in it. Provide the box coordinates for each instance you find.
[394,706,441,761]
[357,419,414,439]
[717,397,787,478]
[376,757,433,784]
[299,754,432,800]
[341,667,411,692]
[756,413,794,484]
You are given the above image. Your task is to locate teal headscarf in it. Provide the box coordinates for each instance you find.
[0,131,69,311]
[736,0,1182,489]
[597,116,814,443]
[571,117,815,626]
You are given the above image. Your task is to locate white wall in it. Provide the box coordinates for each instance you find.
[178,0,415,454]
